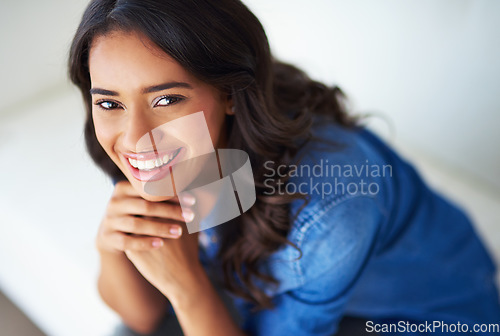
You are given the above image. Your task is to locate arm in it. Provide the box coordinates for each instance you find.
[97,249,170,334]
[95,181,186,334]
[245,195,383,336]
[166,264,246,336]
[124,232,246,336]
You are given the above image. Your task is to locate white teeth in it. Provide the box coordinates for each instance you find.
[128,148,180,171]
[128,158,138,168]
[145,159,155,169]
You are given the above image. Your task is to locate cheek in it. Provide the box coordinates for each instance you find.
[202,103,228,144]
[186,98,227,147]
[206,111,224,135]
[198,111,225,150]
[93,114,117,155]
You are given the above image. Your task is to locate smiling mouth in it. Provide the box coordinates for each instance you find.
[127,148,182,171]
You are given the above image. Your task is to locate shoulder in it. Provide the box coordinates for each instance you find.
[262,192,385,296]
[287,118,393,218]
[261,120,393,295]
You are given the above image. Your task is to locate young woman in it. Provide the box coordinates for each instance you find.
[68,0,500,335]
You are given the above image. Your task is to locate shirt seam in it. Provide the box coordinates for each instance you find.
[292,192,378,285]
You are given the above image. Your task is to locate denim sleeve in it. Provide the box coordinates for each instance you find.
[245,195,383,336]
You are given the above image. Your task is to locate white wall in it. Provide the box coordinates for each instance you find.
[0,0,89,113]
[244,0,500,193]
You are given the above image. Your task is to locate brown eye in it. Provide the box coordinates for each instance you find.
[94,100,121,110]
[155,96,183,107]
[98,101,120,110]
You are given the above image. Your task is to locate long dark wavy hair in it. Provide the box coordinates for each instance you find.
[69,0,361,310]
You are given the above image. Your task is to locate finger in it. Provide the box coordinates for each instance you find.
[168,196,180,204]
[114,181,183,205]
[178,192,196,206]
[108,231,165,251]
[165,192,196,205]
[112,215,183,238]
[113,197,186,222]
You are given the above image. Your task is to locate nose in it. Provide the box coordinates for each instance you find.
[122,108,165,153]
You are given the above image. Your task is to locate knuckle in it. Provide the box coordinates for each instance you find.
[140,199,153,213]
[112,186,122,197]
[102,216,117,231]
[113,181,128,196]
[130,237,149,251]
[138,240,149,250]
[116,234,127,251]
[127,216,140,232]
[115,180,127,189]
[107,197,120,212]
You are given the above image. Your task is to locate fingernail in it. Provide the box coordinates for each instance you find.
[181,194,196,206]
[152,239,163,247]
[169,226,182,236]
[182,208,195,223]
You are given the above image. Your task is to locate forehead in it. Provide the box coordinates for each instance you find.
[88,30,195,88]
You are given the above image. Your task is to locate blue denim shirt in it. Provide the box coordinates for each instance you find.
[196,119,500,335]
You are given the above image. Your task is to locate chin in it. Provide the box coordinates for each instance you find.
[124,177,173,202]
[135,185,175,202]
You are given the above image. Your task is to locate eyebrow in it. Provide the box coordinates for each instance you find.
[89,81,193,96]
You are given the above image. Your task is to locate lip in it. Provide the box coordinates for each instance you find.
[122,148,180,161]
[122,147,186,182]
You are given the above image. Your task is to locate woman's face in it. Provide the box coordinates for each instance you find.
[88,30,232,202]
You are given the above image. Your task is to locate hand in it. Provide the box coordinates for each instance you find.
[95,181,187,255]
[96,180,201,300]
[124,227,202,301]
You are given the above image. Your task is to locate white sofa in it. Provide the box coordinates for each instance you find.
[0,88,120,336]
